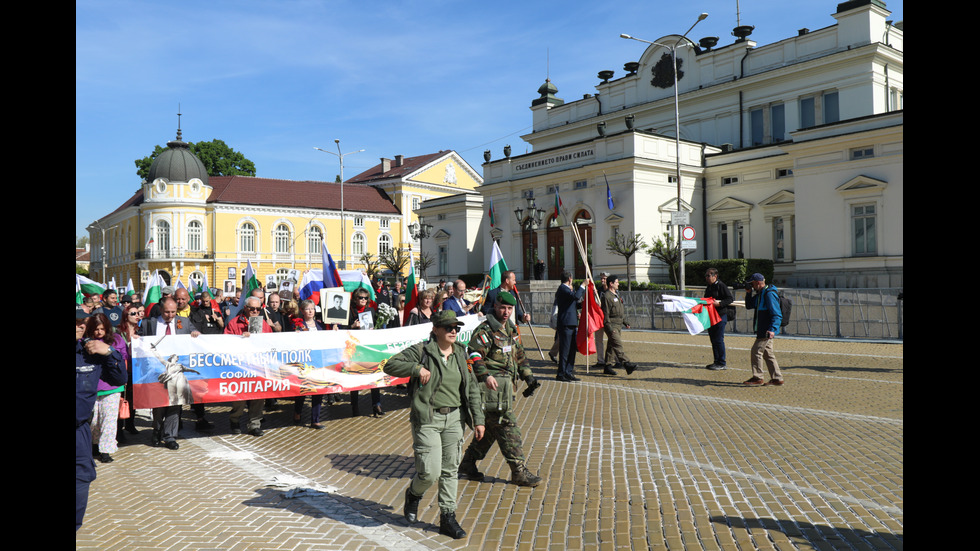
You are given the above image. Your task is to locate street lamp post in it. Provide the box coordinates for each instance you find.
[408,218,433,278]
[621,12,707,291]
[314,141,364,269]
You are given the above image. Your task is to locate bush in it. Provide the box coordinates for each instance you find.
[683,259,773,287]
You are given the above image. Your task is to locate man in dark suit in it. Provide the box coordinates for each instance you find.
[443,279,477,317]
[140,296,200,449]
[554,271,584,382]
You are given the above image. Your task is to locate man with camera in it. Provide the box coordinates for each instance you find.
[742,273,784,386]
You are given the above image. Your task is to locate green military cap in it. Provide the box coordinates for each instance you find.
[431,309,465,328]
[495,290,517,306]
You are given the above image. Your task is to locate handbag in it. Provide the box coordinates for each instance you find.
[548,303,559,330]
[118,396,131,420]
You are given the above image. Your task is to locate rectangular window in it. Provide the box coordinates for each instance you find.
[353,216,364,228]
[547,185,558,194]
[439,246,448,275]
[719,223,729,259]
[850,147,874,160]
[750,108,764,146]
[776,168,793,178]
[823,91,839,124]
[411,197,420,211]
[722,176,739,186]
[800,96,815,129]
[774,217,785,262]
[380,218,389,229]
[735,221,745,259]
[771,103,785,142]
[852,204,877,255]
[574,180,588,190]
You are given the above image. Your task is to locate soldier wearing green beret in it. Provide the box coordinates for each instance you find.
[458,290,542,487]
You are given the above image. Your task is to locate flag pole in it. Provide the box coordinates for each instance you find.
[512,286,546,361]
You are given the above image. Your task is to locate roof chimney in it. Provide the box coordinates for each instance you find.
[395,155,404,167]
[380,157,391,173]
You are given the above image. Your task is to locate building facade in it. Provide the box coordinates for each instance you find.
[474,0,902,287]
[87,131,404,293]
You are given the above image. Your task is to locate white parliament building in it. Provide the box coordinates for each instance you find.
[418,0,902,288]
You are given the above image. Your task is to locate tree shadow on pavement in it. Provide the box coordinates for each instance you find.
[710,515,903,550]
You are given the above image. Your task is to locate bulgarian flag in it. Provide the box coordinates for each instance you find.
[659,295,722,335]
[402,251,419,326]
[125,278,138,299]
[554,187,562,218]
[76,275,106,305]
[488,197,496,227]
[488,241,508,290]
[243,260,261,297]
[192,271,210,296]
[142,270,166,314]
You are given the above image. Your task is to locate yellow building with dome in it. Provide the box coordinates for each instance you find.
[86,129,482,295]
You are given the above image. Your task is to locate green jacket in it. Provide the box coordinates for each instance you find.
[468,314,531,384]
[383,338,485,428]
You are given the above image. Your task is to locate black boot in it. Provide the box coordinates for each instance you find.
[457,449,485,481]
[439,510,466,539]
[602,363,617,375]
[509,461,543,487]
[624,361,637,375]
[403,487,421,523]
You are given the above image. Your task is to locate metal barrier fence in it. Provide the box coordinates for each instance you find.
[522,287,903,340]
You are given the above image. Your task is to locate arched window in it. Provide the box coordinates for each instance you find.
[188,271,206,292]
[187,220,203,251]
[274,224,291,254]
[155,220,170,253]
[378,233,392,255]
[239,223,256,252]
[352,233,366,256]
[307,226,322,255]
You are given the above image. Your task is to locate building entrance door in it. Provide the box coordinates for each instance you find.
[547,226,563,280]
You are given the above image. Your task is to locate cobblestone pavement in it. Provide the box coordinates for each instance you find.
[77,329,903,551]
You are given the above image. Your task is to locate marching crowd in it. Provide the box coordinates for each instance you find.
[76,267,783,536]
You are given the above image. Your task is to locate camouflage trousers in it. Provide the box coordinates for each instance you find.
[464,408,525,464]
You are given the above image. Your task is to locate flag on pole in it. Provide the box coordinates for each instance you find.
[488,197,496,227]
[297,244,344,305]
[298,269,376,304]
[76,275,107,305]
[402,251,419,326]
[142,271,165,314]
[125,278,137,299]
[488,241,509,290]
[659,295,722,335]
[604,173,615,210]
[108,277,117,292]
[192,271,210,296]
[576,280,605,355]
[554,187,562,218]
[243,260,261,297]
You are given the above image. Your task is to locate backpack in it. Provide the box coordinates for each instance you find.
[776,290,791,327]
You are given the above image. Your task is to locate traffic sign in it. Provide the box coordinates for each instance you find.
[681,226,696,240]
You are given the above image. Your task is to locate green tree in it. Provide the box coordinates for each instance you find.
[380,247,412,277]
[135,139,256,181]
[605,231,643,291]
[360,252,382,281]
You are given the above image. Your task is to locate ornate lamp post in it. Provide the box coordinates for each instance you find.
[408,217,433,278]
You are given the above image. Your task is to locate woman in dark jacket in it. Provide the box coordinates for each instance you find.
[292,299,330,429]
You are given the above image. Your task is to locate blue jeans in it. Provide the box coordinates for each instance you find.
[708,314,727,366]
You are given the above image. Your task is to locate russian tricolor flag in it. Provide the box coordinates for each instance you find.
[299,244,343,305]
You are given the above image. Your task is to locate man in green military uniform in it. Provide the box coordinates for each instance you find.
[458,291,542,487]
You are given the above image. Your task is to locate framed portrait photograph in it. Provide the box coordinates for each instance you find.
[320,287,350,325]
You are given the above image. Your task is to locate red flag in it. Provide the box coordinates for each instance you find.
[576,280,605,355]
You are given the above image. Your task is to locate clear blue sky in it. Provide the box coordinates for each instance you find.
[76,0,903,240]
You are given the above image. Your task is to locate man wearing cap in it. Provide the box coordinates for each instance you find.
[458,290,543,487]
[743,273,784,386]
[383,309,485,539]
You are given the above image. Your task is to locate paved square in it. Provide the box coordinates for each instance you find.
[77,330,902,550]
